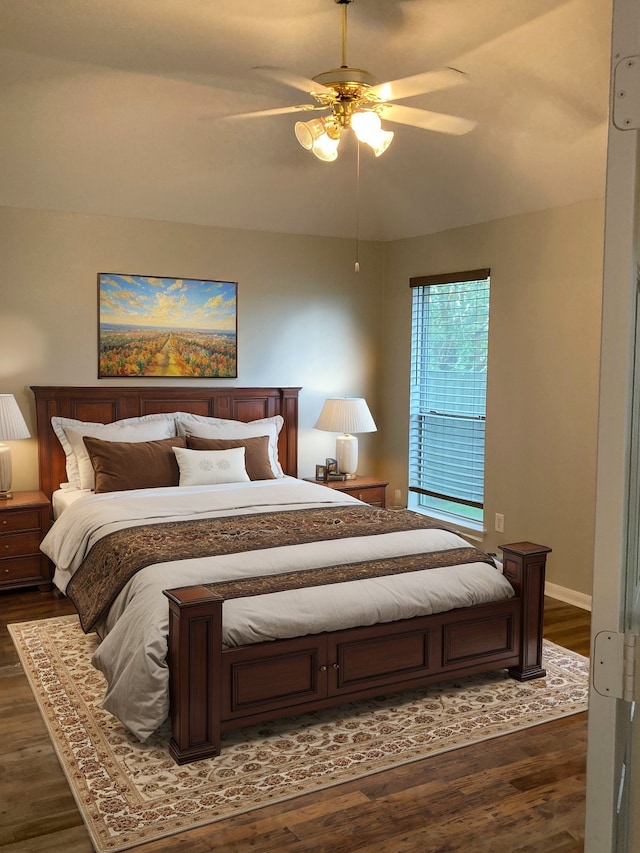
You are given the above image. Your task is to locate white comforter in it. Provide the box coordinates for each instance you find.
[41,477,514,741]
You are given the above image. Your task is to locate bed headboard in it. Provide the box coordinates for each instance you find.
[31,386,301,500]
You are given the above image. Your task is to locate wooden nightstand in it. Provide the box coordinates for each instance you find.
[0,491,52,592]
[306,476,388,508]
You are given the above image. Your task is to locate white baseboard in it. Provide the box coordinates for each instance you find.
[545,581,592,611]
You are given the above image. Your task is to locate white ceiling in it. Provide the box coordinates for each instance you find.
[0,0,611,242]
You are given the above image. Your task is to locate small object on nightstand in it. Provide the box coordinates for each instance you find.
[325,457,338,475]
[0,491,52,592]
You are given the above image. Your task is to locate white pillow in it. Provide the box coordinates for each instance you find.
[175,414,285,477]
[173,445,250,487]
[51,414,176,490]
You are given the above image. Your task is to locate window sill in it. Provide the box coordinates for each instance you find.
[408,506,486,543]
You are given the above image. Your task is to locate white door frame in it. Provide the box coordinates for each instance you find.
[585,0,640,848]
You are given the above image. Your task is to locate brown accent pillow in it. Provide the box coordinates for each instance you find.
[83,435,187,493]
[185,435,275,481]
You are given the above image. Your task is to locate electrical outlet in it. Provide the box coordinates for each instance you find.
[495,513,504,533]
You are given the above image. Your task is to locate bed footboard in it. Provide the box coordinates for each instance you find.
[164,541,550,765]
[164,586,224,764]
[500,541,551,681]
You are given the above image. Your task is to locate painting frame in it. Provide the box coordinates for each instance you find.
[98,273,238,379]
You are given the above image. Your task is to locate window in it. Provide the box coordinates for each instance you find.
[408,269,490,527]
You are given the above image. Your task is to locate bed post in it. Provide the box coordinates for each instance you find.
[500,542,552,681]
[163,586,224,764]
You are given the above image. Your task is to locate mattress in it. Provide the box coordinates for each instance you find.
[52,486,92,519]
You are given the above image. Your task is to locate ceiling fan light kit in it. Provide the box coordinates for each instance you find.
[351,111,394,156]
[294,117,340,161]
[234,0,476,164]
[293,0,397,161]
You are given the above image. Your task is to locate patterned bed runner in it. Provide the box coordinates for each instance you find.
[66,505,491,632]
[203,547,492,600]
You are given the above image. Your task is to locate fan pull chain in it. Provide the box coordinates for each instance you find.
[355,140,360,273]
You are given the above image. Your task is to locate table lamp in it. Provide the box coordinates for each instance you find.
[0,394,31,499]
[314,397,376,478]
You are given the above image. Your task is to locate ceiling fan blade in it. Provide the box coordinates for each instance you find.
[252,66,333,96]
[382,104,476,136]
[224,104,327,120]
[370,67,469,102]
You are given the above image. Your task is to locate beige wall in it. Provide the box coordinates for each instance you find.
[1,199,604,596]
[0,205,384,489]
[380,199,604,596]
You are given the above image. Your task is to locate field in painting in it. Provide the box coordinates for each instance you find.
[98,326,237,377]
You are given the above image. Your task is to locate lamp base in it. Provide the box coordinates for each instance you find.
[0,444,12,499]
[336,433,358,477]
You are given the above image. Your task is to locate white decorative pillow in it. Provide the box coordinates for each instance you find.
[175,414,284,477]
[51,414,176,490]
[173,445,250,487]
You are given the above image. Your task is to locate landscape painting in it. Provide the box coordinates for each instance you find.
[98,274,237,378]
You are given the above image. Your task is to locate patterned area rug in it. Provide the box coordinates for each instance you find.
[9,615,589,853]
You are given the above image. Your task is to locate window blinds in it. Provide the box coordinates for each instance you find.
[409,270,490,511]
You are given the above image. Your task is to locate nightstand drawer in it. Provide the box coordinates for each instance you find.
[0,531,42,558]
[0,509,43,534]
[305,477,388,508]
[0,555,46,586]
[350,486,386,507]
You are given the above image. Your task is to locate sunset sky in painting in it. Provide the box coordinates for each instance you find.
[99,274,237,332]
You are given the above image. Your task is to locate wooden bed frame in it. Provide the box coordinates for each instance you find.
[32,385,551,765]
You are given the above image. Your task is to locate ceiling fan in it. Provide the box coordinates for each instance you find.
[226,0,477,162]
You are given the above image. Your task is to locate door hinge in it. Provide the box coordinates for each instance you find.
[613,55,640,130]
[593,631,639,702]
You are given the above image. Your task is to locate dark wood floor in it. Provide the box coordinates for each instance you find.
[0,591,590,853]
